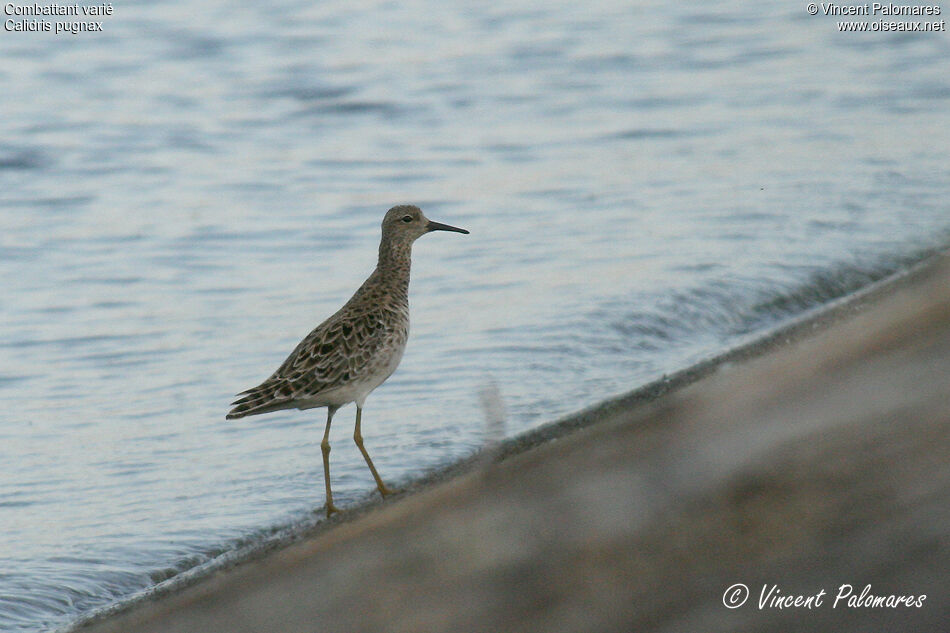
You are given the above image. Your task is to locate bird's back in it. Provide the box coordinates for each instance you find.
[227,269,409,419]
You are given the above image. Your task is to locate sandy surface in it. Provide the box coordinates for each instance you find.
[73,252,949,633]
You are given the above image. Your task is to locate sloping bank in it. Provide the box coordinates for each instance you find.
[71,251,950,633]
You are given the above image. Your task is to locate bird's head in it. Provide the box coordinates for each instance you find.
[381,205,469,246]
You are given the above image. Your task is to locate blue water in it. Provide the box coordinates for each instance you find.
[2,1,949,630]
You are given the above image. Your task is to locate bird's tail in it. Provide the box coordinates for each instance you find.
[226,380,295,419]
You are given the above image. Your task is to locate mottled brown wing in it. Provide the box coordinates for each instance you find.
[226,307,402,419]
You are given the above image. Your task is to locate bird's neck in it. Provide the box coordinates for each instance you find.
[375,239,412,300]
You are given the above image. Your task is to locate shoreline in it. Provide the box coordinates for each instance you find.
[68,249,950,633]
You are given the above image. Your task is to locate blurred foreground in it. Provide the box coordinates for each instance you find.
[77,253,949,633]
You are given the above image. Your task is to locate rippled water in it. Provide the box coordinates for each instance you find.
[2,1,949,630]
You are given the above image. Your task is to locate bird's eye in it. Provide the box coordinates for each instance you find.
[401,215,413,223]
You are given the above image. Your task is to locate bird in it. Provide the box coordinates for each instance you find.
[227,205,469,517]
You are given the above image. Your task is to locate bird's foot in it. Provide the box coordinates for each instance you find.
[377,484,401,498]
[325,501,341,518]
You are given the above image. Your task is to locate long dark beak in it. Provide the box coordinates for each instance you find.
[426,220,469,234]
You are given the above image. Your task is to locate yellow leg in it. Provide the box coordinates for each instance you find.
[354,406,395,497]
[321,406,340,517]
